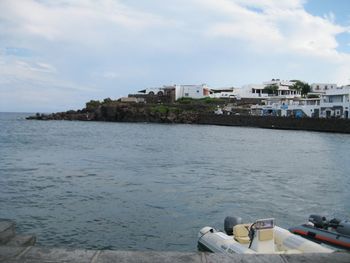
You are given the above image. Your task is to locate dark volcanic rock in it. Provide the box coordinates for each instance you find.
[26,102,205,124]
[26,101,350,133]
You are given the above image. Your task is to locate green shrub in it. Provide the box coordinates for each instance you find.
[151,105,169,114]
[177,97,194,104]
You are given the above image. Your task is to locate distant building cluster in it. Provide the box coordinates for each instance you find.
[249,81,350,119]
[122,79,350,119]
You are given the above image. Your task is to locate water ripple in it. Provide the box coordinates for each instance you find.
[0,113,349,251]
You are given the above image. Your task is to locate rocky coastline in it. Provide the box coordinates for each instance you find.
[26,100,350,133]
[26,102,209,124]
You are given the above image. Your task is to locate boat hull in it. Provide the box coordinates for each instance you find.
[198,226,333,255]
[289,224,350,250]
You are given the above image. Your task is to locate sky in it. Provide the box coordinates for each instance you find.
[0,0,350,112]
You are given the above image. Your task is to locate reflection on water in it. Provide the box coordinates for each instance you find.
[0,112,349,251]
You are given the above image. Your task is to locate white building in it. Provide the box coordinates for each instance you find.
[237,79,301,99]
[311,83,337,93]
[210,87,238,99]
[239,84,267,98]
[174,84,210,100]
[251,86,350,119]
[319,87,350,118]
[137,84,211,101]
[251,98,320,118]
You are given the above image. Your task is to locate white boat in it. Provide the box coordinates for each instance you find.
[198,217,334,254]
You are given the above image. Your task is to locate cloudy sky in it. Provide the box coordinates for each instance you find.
[1,0,350,112]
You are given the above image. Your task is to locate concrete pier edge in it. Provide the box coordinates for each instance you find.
[0,246,349,263]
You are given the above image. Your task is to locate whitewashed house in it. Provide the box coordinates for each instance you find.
[237,79,301,99]
[254,86,350,119]
[210,87,238,99]
[174,84,211,100]
[319,87,350,119]
[251,97,320,118]
[311,83,337,93]
[239,84,268,98]
[137,84,211,101]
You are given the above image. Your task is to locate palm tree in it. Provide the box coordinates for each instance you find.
[292,81,310,97]
[264,84,278,95]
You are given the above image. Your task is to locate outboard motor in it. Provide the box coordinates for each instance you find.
[309,215,328,228]
[328,218,341,228]
[224,216,242,235]
[335,220,350,236]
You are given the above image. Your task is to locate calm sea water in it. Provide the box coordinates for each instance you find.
[0,112,349,251]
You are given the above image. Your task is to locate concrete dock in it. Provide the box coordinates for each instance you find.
[1,219,349,262]
[0,219,36,248]
[0,246,350,263]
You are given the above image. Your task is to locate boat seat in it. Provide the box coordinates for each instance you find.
[233,224,251,244]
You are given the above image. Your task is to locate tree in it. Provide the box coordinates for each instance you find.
[103,98,112,104]
[292,81,310,97]
[264,84,278,95]
[85,100,101,112]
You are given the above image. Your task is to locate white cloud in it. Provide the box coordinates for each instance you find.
[1,0,350,111]
[0,55,99,111]
[235,0,305,9]
[0,0,170,43]
[0,56,96,92]
[15,61,57,73]
[191,0,350,86]
[197,0,346,57]
[91,71,120,80]
[102,71,120,80]
[324,12,336,24]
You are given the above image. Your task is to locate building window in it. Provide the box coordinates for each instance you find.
[185,93,189,97]
[325,85,328,90]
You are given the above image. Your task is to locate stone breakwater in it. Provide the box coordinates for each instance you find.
[197,115,350,133]
[27,103,350,133]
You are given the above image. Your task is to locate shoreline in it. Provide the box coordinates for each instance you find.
[24,99,350,134]
[26,112,350,134]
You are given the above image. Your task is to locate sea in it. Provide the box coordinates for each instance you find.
[0,112,349,251]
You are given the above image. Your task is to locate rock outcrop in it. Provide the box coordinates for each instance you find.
[26,102,212,124]
[26,100,350,133]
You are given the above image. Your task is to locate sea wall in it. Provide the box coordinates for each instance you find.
[26,103,350,134]
[198,114,350,133]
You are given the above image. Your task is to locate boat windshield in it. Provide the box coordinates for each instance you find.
[254,218,275,230]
